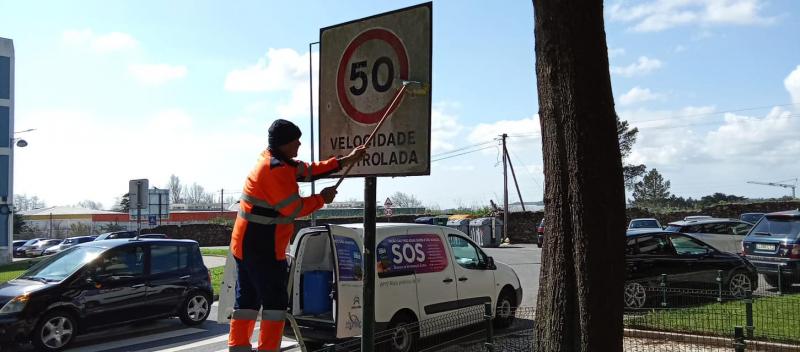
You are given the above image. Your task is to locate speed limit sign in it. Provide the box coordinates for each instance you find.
[319,3,432,177]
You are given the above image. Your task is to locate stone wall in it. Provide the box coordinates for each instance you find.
[626,200,800,225]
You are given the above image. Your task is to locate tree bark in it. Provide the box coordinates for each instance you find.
[533,0,626,351]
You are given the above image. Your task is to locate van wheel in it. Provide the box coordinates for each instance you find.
[383,312,418,352]
[494,290,517,328]
[32,310,77,351]
[179,292,211,326]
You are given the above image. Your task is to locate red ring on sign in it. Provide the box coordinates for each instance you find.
[337,28,409,125]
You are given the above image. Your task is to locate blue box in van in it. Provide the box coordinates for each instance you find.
[303,271,333,315]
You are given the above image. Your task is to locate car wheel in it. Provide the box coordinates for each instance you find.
[494,290,517,328]
[624,282,647,309]
[32,310,77,352]
[728,271,753,298]
[382,312,418,352]
[179,292,211,326]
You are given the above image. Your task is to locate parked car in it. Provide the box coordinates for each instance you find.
[628,218,662,230]
[624,230,758,309]
[25,239,63,257]
[536,219,544,248]
[93,231,138,241]
[138,234,168,239]
[739,213,765,225]
[43,236,95,256]
[14,238,45,258]
[0,238,212,351]
[665,218,753,254]
[12,241,27,257]
[219,223,523,352]
[741,210,800,290]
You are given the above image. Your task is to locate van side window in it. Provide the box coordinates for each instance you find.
[448,235,484,269]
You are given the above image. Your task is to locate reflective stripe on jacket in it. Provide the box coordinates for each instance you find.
[230,150,340,261]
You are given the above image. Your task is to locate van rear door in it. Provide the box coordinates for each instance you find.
[328,224,364,339]
[216,251,238,323]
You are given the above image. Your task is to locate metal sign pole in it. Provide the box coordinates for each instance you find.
[362,176,377,352]
[309,41,319,227]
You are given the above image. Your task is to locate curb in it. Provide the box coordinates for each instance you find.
[624,328,800,351]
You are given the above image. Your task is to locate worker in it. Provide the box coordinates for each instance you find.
[228,119,366,352]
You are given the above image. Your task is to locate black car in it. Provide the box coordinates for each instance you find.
[624,230,758,309]
[11,241,26,257]
[742,210,800,290]
[14,238,45,258]
[0,239,212,351]
[93,231,138,241]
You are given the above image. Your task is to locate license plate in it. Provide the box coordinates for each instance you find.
[755,244,776,251]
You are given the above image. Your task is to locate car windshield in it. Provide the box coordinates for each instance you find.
[664,225,682,232]
[750,217,800,240]
[94,234,110,241]
[630,220,660,229]
[23,239,40,246]
[21,246,105,282]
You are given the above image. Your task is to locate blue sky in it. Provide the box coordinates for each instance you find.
[2,0,799,210]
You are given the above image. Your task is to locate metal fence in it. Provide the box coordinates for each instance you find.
[311,282,800,351]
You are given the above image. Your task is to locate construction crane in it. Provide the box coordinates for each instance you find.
[747,178,798,198]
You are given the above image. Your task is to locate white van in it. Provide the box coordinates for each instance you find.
[218,223,522,351]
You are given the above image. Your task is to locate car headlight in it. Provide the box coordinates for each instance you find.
[0,295,29,315]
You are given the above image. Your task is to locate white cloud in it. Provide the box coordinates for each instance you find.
[225,49,315,92]
[128,64,187,85]
[785,65,800,106]
[467,116,540,157]
[611,56,663,77]
[674,45,687,53]
[430,102,465,154]
[608,0,777,32]
[62,30,138,53]
[703,107,799,163]
[608,47,626,59]
[619,86,664,106]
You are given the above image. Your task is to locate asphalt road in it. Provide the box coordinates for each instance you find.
[2,245,542,352]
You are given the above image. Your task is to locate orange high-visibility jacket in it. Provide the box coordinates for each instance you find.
[230,150,341,261]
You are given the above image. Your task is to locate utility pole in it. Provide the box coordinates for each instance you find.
[502,134,508,245]
[220,188,224,214]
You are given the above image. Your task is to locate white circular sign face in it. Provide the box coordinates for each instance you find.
[336,28,409,125]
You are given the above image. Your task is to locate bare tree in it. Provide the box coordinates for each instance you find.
[77,200,103,210]
[13,194,46,211]
[533,0,626,351]
[185,183,207,205]
[168,174,184,204]
[388,192,423,208]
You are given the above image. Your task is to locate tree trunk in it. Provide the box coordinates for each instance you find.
[532,0,626,351]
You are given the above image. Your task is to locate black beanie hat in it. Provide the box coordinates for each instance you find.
[268,119,302,148]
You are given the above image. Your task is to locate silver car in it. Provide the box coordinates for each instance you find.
[25,239,63,257]
[43,235,95,255]
[665,218,753,254]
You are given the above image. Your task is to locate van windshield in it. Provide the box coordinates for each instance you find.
[750,217,800,240]
[21,246,105,282]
